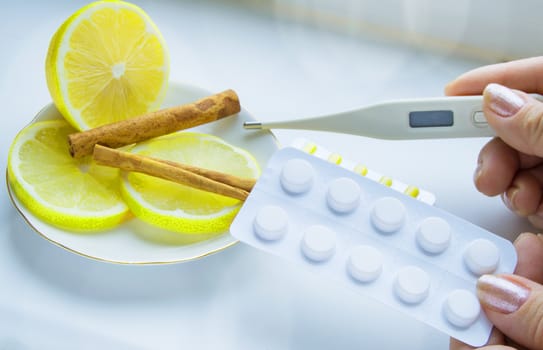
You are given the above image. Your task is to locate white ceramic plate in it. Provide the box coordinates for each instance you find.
[6,82,279,264]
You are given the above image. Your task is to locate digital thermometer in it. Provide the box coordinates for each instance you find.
[244,96,496,139]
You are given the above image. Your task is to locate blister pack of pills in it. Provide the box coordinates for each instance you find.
[230,147,517,346]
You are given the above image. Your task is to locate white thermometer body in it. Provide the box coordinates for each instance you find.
[244,96,493,139]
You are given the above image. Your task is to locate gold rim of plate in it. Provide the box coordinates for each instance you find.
[6,82,279,264]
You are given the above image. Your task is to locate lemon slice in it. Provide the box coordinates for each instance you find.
[46,0,169,131]
[7,120,130,231]
[121,132,260,234]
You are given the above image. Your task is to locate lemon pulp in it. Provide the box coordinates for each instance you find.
[121,132,260,234]
[8,119,130,231]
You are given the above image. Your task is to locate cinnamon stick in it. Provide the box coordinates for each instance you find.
[149,157,256,192]
[69,89,240,158]
[93,145,251,201]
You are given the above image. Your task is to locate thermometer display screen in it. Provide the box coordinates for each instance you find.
[409,110,453,128]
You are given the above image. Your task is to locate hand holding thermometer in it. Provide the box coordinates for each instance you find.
[243,95,509,139]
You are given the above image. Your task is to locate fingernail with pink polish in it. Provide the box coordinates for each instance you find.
[477,274,530,314]
[484,83,526,118]
[501,187,519,212]
[473,165,482,185]
[473,157,484,185]
[500,193,512,211]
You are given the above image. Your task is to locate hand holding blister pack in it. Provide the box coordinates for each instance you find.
[230,147,517,347]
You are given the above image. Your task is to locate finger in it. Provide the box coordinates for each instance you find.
[475,138,519,196]
[445,56,543,96]
[502,170,543,217]
[477,274,543,349]
[483,83,543,158]
[524,166,543,229]
[513,233,543,284]
[528,210,543,229]
[518,153,543,169]
[449,337,475,350]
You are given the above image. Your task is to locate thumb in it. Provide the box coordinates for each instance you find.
[477,274,543,349]
[483,83,543,158]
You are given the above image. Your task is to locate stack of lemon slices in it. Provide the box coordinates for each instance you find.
[7,0,259,235]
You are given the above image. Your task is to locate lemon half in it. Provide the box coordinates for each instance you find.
[7,120,130,231]
[121,133,260,234]
[46,0,170,131]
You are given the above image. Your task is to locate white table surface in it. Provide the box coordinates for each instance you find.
[0,1,535,348]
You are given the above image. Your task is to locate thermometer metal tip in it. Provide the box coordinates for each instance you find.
[243,121,263,129]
